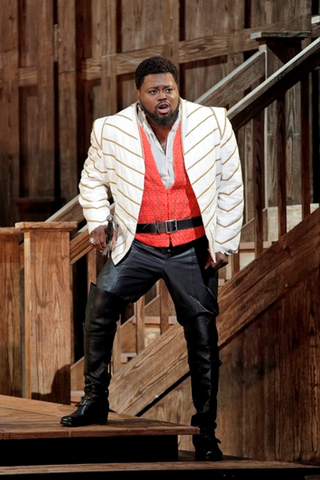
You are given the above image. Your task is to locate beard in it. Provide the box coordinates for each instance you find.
[140,101,179,127]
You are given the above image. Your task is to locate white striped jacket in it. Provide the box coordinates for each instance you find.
[79,99,244,264]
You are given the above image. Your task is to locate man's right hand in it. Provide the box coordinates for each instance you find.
[88,225,109,253]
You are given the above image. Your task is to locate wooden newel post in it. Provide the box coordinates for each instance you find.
[15,221,77,404]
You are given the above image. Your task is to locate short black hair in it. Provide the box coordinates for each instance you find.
[135,56,179,90]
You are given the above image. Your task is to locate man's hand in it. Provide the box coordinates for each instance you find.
[88,225,109,253]
[204,251,229,271]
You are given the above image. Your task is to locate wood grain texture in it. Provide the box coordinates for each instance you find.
[0,0,19,226]
[17,224,76,403]
[56,0,78,201]
[228,37,320,130]
[0,229,22,396]
[109,208,320,461]
[0,397,318,474]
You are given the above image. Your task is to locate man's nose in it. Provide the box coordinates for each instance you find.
[157,90,167,99]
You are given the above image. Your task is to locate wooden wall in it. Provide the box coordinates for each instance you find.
[0,0,317,228]
[0,0,319,462]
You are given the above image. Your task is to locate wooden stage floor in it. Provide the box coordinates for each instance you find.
[0,394,319,479]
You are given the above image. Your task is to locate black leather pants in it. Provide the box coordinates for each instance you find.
[86,236,220,431]
[183,314,221,433]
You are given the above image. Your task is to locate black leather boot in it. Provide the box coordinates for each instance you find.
[193,425,223,461]
[183,314,223,461]
[60,330,116,427]
[60,284,125,427]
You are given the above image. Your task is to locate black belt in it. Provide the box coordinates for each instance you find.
[136,216,203,234]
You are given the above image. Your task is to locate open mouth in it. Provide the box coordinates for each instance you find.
[157,102,170,115]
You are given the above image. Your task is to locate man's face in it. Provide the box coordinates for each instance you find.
[137,73,180,127]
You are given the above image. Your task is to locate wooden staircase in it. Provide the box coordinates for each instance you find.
[107,208,320,416]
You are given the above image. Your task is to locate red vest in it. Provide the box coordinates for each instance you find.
[135,125,205,247]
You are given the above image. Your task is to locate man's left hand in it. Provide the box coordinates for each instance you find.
[205,252,229,271]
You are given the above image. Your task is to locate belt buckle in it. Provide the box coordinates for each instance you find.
[165,219,178,233]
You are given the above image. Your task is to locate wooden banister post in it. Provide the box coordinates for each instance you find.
[0,228,23,397]
[15,221,77,404]
[250,31,311,240]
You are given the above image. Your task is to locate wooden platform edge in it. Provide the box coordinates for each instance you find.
[0,394,197,440]
[0,456,319,476]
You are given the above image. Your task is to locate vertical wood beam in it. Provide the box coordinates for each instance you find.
[35,0,55,197]
[252,112,265,257]
[159,280,170,334]
[136,297,146,354]
[16,221,76,404]
[0,0,20,225]
[300,74,311,218]
[276,94,287,237]
[0,228,22,396]
[95,0,118,116]
[56,0,78,201]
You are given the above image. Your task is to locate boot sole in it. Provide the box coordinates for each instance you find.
[60,417,107,427]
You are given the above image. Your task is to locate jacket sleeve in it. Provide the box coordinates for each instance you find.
[78,117,113,233]
[215,111,244,254]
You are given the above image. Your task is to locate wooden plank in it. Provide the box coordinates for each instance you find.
[121,0,176,53]
[0,394,195,438]
[113,319,122,373]
[136,297,146,354]
[0,229,22,396]
[228,37,320,131]
[29,0,55,197]
[276,94,287,237]
[219,208,320,346]
[300,74,311,218]
[70,227,91,265]
[195,50,266,108]
[0,458,318,476]
[0,0,20,226]
[80,15,313,82]
[252,111,265,256]
[219,267,320,461]
[251,31,310,39]
[86,248,98,288]
[46,195,83,223]
[56,0,78,202]
[159,280,171,333]
[18,66,38,87]
[93,0,117,117]
[179,35,228,62]
[15,222,77,231]
[109,322,189,415]
[273,274,319,460]
[101,55,118,116]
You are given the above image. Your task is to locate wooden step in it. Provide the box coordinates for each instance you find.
[0,394,196,466]
[0,396,319,478]
[0,454,319,478]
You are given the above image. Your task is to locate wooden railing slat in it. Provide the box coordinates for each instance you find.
[0,228,22,397]
[228,37,320,130]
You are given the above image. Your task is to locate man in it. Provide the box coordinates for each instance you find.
[60,56,244,461]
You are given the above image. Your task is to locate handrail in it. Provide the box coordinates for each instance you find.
[195,49,266,108]
[228,36,320,130]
